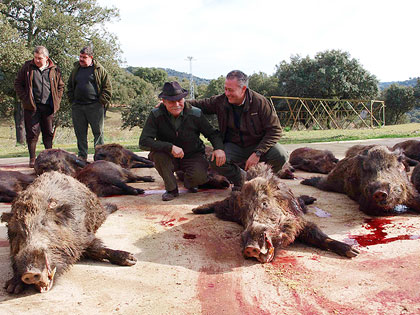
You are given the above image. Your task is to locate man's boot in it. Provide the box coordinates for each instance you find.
[28,141,37,168]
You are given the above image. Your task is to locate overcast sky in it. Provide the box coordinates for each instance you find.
[97,0,418,82]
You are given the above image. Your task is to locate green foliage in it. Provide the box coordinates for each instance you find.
[112,69,151,105]
[133,67,168,88]
[121,83,158,130]
[203,76,225,98]
[274,50,379,100]
[382,84,415,125]
[248,72,279,97]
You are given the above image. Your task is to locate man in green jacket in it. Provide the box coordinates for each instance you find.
[14,46,64,167]
[188,70,288,190]
[67,46,112,160]
[139,81,226,201]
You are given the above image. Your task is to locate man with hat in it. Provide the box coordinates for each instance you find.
[139,81,226,201]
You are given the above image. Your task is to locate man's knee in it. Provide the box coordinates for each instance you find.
[265,144,288,170]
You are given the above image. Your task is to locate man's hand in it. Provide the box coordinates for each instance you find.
[211,149,226,167]
[245,152,260,171]
[171,145,184,159]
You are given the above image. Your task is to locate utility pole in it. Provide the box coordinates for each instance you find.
[186,56,195,99]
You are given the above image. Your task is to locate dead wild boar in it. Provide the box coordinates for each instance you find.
[302,145,420,216]
[192,163,358,263]
[289,147,339,174]
[94,143,154,168]
[75,160,154,196]
[1,171,136,294]
[0,170,35,202]
[392,140,420,165]
[34,148,87,176]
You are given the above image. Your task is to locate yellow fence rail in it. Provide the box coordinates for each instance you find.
[269,96,385,130]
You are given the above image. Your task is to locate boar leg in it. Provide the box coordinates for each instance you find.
[104,176,145,195]
[5,275,28,294]
[297,221,359,258]
[122,169,154,183]
[130,152,155,168]
[84,238,137,266]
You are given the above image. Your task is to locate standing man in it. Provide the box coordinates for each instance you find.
[14,46,64,167]
[67,46,112,161]
[139,81,225,201]
[188,70,288,190]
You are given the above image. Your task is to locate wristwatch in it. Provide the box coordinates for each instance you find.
[254,150,262,157]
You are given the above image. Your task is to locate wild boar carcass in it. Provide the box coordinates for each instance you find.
[75,160,154,196]
[1,171,136,294]
[302,145,420,216]
[192,163,358,263]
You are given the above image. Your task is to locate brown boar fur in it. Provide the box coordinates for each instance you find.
[393,140,420,164]
[1,171,136,294]
[411,163,420,192]
[94,143,154,168]
[346,144,417,170]
[0,171,35,202]
[75,160,154,196]
[192,163,358,263]
[289,147,339,174]
[302,145,420,216]
[34,149,87,176]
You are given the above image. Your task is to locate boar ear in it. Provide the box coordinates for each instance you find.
[1,212,13,223]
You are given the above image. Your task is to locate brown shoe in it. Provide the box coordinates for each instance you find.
[162,189,179,201]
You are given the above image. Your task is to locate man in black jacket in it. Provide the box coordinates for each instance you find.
[139,81,225,201]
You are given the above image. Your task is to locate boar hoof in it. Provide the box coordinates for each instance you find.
[110,250,137,266]
[345,247,360,258]
[136,188,145,194]
[142,176,154,182]
[5,276,26,294]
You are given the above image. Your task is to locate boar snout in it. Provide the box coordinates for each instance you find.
[373,190,388,204]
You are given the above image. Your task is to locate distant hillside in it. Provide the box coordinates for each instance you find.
[161,68,211,85]
[379,77,419,90]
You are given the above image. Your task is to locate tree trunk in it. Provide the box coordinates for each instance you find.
[14,101,25,145]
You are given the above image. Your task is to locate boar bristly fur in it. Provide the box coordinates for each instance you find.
[1,171,136,294]
[192,163,358,263]
[34,149,87,176]
[94,143,154,168]
[302,145,420,216]
[0,171,35,202]
[75,160,154,196]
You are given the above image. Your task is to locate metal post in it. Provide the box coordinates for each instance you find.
[186,56,195,99]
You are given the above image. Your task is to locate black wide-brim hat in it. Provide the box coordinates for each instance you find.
[158,81,189,101]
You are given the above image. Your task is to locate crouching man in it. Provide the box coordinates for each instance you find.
[139,81,225,201]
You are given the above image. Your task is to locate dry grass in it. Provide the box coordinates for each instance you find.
[1,107,420,158]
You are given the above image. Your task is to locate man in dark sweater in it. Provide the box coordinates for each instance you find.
[67,46,112,160]
[14,46,64,167]
[139,81,225,201]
